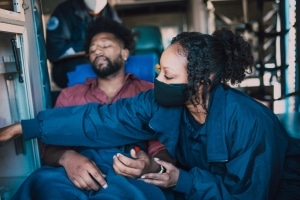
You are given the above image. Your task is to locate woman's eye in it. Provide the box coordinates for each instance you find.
[164,75,172,80]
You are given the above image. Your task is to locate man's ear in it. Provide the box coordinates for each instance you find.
[121,49,129,61]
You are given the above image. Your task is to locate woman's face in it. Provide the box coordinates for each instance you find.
[156,43,188,84]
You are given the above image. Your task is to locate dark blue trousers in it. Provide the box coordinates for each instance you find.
[12,147,168,200]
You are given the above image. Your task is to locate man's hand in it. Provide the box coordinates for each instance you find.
[60,150,107,191]
[140,158,179,188]
[0,123,22,143]
[113,149,160,178]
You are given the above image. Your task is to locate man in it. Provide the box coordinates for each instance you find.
[9,17,172,200]
[46,0,121,88]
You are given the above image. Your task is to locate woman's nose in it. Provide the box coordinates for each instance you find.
[156,71,163,81]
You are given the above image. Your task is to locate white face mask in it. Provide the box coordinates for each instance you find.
[83,0,107,14]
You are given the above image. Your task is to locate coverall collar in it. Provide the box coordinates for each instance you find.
[206,84,229,162]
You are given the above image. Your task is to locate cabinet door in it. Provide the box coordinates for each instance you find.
[0,29,41,199]
[0,0,50,198]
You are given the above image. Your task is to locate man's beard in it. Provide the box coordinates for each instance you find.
[91,55,123,78]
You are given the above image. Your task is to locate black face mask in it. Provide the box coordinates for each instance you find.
[154,79,189,107]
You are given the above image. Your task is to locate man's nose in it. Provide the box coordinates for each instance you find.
[96,49,104,56]
[95,48,104,55]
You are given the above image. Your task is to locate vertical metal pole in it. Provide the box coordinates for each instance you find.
[256,0,266,93]
[296,0,300,111]
[279,0,287,97]
[242,0,248,23]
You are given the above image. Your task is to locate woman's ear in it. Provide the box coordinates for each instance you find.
[121,49,129,61]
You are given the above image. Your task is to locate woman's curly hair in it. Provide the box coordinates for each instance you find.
[171,28,254,110]
[84,17,135,54]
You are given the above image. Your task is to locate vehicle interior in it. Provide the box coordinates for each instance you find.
[0,0,299,198]
[41,0,299,140]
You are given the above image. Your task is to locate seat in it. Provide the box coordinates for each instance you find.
[131,25,164,77]
[131,25,164,59]
[67,54,157,87]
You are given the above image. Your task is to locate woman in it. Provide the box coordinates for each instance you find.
[1,29,299,199]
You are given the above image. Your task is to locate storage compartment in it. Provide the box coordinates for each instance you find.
[0,29,40,200]
[0,1,43,197]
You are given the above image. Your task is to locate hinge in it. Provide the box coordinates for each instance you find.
[13,0,21,13]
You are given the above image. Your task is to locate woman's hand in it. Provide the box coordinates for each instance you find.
[60,150,107,191]
[0,123,22,143]
[113,149,160,178]
[140,158,180,188]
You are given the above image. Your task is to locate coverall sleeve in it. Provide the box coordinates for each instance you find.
[173,112,288,199]
[22,91,156,147]
[22,90,183,150]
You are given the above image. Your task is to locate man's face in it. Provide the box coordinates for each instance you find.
[88,32,128,78]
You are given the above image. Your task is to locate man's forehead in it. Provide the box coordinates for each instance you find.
[92,32,117,39]
[91,32,124,48]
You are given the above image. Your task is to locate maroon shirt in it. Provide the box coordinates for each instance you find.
[55,74,166,156]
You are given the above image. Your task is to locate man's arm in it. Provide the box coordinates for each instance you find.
[42,88,75,166]
[43,145,106,190]
[42,145,71,166]
[41,88,110,190]
[154,149,176,164]
[147,139,176,164]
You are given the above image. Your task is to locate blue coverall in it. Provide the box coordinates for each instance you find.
[18,85,300,199]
